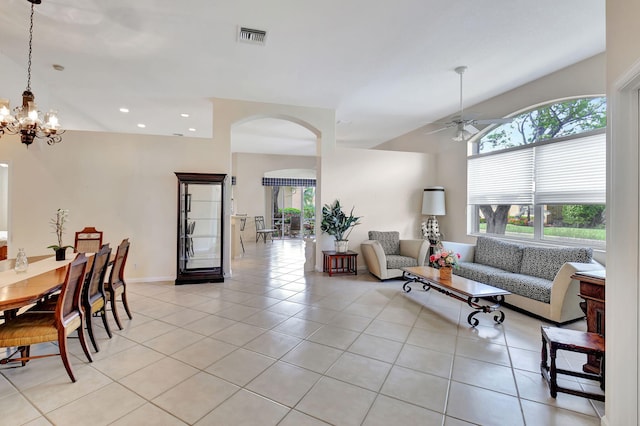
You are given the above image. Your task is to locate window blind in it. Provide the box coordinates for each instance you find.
[535,133,605,204]
[468,149,534,205]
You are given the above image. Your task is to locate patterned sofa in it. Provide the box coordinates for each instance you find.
[361,231,429,280]
[443,237,604,324]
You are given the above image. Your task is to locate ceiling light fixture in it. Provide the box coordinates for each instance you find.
[119,107,129,113]
[180,113,189,118]
[0,0,64,147]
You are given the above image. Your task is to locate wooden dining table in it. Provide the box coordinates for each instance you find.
[0,255,75,318]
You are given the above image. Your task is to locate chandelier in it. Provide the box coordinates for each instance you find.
[0,0,63,147]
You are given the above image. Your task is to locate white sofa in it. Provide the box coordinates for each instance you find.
[443,237,604,324]
[361,231,429,280]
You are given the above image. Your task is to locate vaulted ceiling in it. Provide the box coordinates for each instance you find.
[0,0,605,155]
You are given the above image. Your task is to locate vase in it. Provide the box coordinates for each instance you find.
[55,248,66,261]
[439,266,452,280]
[335,240,349,253]
[14,248,28,272]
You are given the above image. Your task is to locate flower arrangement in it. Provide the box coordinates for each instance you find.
[47,208,73,252]
[430,249,461,268]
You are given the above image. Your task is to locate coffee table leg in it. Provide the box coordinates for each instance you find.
[402,272,414,293]
[466,295,506,327]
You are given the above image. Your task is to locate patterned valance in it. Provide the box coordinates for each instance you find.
[261,177,316,187]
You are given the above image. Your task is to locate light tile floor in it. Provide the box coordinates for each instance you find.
[0,240,605,425]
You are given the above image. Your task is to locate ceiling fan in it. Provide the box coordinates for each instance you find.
[427,66,513,141]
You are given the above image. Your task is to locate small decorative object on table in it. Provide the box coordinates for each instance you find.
[14,248,28,272]
[320,199,362,253]
[430,249,460,280]
[47,208,73,261]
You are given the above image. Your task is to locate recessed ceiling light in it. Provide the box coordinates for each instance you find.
[180,113,190,118]
[52,64,64,71]
[188,128,196,132]
[137,123,146,128]
[119,107,129,113]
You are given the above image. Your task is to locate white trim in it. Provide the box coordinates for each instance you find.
[606,56,640,425]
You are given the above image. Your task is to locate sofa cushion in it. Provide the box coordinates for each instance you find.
[386,255,418,269]
[488,272,553,304]
[368,231,400,255]
[453,262,510,284]
[474,237,524,273]
[520,246,593,281]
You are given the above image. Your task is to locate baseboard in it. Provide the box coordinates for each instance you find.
[128,276,174,284]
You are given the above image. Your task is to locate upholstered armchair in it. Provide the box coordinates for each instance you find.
[361,231,429,280]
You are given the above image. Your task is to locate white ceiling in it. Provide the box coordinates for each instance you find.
[0,0,605,156]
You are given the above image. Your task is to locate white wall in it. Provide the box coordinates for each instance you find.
[604,1,640,424]
[0,131,220,281]
[319,147,436,265]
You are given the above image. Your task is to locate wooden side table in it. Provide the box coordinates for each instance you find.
[322,250,357,276]
[540,326,605,401]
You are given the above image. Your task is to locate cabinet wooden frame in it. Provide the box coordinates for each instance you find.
[175,172,227,285]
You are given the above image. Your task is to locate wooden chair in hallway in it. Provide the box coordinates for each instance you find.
[289,215,301,238]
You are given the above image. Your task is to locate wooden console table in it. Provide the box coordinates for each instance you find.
[322,250,357,276]
[573,270,606,374]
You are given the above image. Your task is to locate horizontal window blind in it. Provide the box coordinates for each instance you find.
[535,133,606,204]
[468,149,534,204]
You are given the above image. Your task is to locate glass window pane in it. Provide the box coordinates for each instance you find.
[542,204,606,245]
[476,205,534,239]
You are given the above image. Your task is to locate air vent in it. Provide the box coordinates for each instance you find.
[238,27,267,45]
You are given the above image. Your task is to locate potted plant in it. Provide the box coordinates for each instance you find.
[320,199,362,252]
[47,208,73,260]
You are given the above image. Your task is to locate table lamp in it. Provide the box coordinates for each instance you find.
[422,186,446,244]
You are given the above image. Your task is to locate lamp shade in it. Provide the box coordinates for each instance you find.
[422,187,446,215]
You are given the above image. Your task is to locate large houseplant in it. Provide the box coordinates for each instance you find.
[320,200,361,252]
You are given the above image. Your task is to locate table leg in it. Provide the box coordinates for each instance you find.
[466,295,506,326]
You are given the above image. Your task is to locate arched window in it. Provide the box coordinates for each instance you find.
[478,96,606,154]
[467,96,606,247]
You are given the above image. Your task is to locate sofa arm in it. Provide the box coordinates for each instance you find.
[442,241,475,262]
[399,239,429,266]
[361,240,387,279]
[550,261,604,319]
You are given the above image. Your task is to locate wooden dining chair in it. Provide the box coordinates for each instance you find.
[83,244,113,352]
[0,253,93,382]
[75,227,103,253]
[105,238,132,330]
[28,245,113,353]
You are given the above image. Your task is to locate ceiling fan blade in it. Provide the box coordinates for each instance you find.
[425,125,454,135]
[464,124,479,134]
[474,117,514,125]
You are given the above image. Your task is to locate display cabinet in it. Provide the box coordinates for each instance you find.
[175,172,226,284]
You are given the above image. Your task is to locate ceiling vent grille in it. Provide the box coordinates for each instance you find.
[238,27,267,45]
